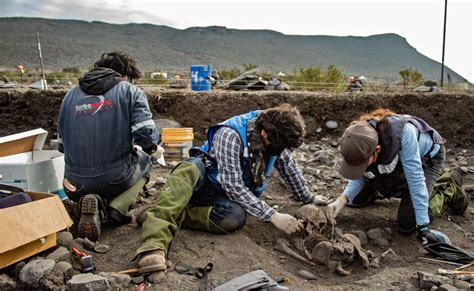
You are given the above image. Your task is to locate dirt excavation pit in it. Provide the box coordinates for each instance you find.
[0,89,473,290]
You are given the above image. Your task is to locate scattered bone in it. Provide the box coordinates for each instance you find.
[371,257,380,268]
[366,250,375,259]
[275,239,315,265]
[294,204,378,276]
[344,233,370,268]
[305,232,328,250]
[293,238,312,260]
[336,262,352,276]
[311,241,334,268]
[297,270,318,280]
[381,248,396,258]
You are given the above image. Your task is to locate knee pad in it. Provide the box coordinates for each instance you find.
[211,202,246,233]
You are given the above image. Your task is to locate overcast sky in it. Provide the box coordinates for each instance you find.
[2,0,473,82]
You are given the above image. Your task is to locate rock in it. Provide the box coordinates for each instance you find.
[57,231,74,247]
[367,228,384,240]
[469,207,474,215]
[148,271,167,284]
[374,238,390,247]
[46,246,70,262]
[418,271,452,289]
[330,140,339,147]
[460,166,469,173]
[430,287,439,291]
[454,280,471,289]
[53,262,73,279]
[438,284,457,291]
[98,272,131,289]
[15,261,26,278]
[39,269,67,290]
[350,230,368,246]
[131,275,145,284]
[0,274,17,290]
[74,238,85,245]
[155,176,167,185]
[297,269,318,280]
[19,259,55,287]
[315,127,322,133]
[325,120,338,129]
[67,273,110,291]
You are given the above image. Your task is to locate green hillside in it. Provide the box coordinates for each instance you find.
[0,17,468,83]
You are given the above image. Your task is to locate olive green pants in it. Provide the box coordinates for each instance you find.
[429,170,468,216]
[137,161,201,256]
[109,177,147,218]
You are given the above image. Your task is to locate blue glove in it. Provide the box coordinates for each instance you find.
[417,225,451,246]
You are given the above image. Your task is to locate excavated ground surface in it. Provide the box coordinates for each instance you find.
[1,88,474,289]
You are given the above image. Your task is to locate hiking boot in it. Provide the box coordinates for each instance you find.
[137,249,167,273]
[448,167,469,215]
[108,207,132,224]
[135,205,152,226]
[452,167,465,189]
[78,194,101,242]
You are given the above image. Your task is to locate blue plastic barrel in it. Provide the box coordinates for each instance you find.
[190,65,212,91]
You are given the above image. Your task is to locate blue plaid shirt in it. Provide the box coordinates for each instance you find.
[209,126,316,221]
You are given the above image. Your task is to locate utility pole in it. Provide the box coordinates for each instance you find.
[440,0,448,87]
[36,32,47,89]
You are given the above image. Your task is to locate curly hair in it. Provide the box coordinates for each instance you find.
[256,103,306,150]
[94,52,142,81]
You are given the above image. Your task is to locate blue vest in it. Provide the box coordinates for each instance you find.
[365,114,445,178]
[201,110,278,197]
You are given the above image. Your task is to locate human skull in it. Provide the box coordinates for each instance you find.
[295,204,328,235]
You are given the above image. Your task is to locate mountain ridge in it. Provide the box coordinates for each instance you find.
[0,17,468,84]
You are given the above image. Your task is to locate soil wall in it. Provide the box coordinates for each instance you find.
[0,89,473,147]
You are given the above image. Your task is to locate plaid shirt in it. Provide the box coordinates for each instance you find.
[209,126,316,221]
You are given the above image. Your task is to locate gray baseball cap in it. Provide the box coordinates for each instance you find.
[338,121,378,180]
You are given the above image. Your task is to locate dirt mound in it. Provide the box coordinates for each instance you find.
[0,89,473,147]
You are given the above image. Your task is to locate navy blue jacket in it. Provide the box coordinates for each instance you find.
[58,68,159,194]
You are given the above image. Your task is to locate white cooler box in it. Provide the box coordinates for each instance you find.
[0,128,66,199]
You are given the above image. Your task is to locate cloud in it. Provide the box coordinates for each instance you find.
[1,0,177,26]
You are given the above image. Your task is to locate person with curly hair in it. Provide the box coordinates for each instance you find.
[327,108,468,246]
[135,103,328,273]
[58,52,160,241]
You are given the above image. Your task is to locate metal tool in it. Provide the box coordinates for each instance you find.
[71,247,95,273]
[418,257,463,266]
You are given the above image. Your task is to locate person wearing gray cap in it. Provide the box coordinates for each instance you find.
[326,108,462,246]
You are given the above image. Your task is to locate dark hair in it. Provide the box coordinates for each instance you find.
[94,52,142,81]
[256,103,306,150]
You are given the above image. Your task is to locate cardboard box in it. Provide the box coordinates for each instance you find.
[0,128,66,199]
[0,190,73,268]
